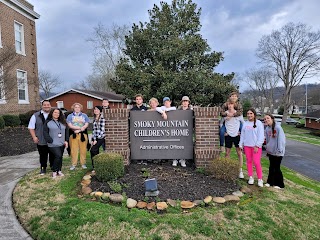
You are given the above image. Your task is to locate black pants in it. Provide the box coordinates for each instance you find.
[37,144,54,169]
[267,154,285,188]
[49,146,65,172]
[90,138,105,168]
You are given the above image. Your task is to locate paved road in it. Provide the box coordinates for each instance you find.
[0,151,38,240]
[282,139,320,182]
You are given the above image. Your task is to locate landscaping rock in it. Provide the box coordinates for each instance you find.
[232,190,244,197]
[101,192,110,200]
[193,200,203,206]
[212,197,226,204]
[81,179,91,186]
[167,199,177,207]
[181,201,195,209]
[156,202,168,210]
[204,196,212,204]
[82,187,92,195]
[240,186,252,193]
[147,202,156,210]
[137,201,148,209]
[224,195,240,202]
[127,198,137,208]
[95,191,103,197]
[83,175,91,180]
[109,194,124,203]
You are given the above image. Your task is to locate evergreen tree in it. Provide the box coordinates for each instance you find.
[110,0,235,106]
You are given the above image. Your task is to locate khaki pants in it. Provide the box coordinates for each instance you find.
[69,133,88,166]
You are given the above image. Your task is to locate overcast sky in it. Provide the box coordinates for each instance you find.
[27,0,320,92]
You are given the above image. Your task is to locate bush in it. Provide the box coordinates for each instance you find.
[2,115,21,127]
[207,156,239,182]
[19,110,37,126]
[0,116,5,129]
[93,152,124,182]
[310,130,320,137]
[296,123,304,128]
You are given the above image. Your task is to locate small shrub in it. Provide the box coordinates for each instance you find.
[93,152,124,182]
[0,116,5,129]
[2,114,21,127]
[207,156,239,181]
[310,130,320,137]
[19,110,37,126]
[108,181,122,193]
[296,123,304,128]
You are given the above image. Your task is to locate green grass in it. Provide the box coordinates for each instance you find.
[13,150,320,240]
[281,124,320,145]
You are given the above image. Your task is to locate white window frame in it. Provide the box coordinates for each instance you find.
[14,21,26,55]
[0,66,6,104]
[17,69,29,104]
[56,101,64,108]
[87,101,93,109]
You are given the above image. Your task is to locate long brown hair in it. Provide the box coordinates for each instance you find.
[48,108,66,125]
[247,108,257,128]
[265,113,276,137]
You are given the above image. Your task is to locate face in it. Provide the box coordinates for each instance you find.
[94,107,101,115]
[164,100,171,108]
[135,96,143,106]
[247,110,255,121]
[149,100,158,109]
[229,94,238,103]
[182,100,189,108]
[102,100,109,107]
[73,104,81,113]
[42,101,51,113]
[52,109,60,120]
[264,115,273,126]
[227,103,234,110]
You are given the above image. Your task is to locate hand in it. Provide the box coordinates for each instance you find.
[74,130,80,134]
[254,146,258,153]
[64,141,68,148]
[92,140,97,145]
[162,112,168,120]
[32,136,39,144]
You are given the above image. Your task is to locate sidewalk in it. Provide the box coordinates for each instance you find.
[0,151,39,240]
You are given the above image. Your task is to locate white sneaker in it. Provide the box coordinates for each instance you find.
[239,171,244,179]
[58,171,64,177]
[172,160,178,167]
[52,172,57,179]
[179,159,186,167]
[248,176,254,185]
[264,183,270,187]
[258,179,263,187]
[82,165,87,169]
[69,165,76,171]
[274,186,281,189]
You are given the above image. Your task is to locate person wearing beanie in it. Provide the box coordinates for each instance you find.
[90,105,106,172]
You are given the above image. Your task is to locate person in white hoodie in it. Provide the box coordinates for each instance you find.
[239,108,265,187]
[264,113,286,189]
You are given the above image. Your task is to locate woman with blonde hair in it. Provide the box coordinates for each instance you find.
[66,103,90,170]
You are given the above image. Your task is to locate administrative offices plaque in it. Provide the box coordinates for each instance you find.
[130,111,194,160]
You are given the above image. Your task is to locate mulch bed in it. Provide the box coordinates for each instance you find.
[0,127,37,157]
[89,161,239,201]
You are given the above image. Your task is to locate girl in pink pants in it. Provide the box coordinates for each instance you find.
[239,108,265,187]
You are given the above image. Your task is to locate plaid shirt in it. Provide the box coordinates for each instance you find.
[220,101,243,117]
[92,116,106,141]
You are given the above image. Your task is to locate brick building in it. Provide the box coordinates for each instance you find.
[305,110,320,130]
[46,89,126,116]
[0,0,40,115]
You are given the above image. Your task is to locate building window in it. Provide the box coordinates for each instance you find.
[87,101,93,109]
[308,118,311,124]
[17,70,29,104]
[56,101,64,108]
[14,21,25,55]
[0,66,5,103]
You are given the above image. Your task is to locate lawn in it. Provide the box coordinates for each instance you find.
[281,124,320,145]
[13,152,320,240]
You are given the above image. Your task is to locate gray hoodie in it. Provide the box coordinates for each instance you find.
[265,123,286,156]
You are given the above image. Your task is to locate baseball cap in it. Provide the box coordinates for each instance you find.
[181,96,190,102]
[163,97,170,103]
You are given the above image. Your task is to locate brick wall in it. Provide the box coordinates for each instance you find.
[0,1,40,115]
[306,119,320,130]
[104,109,130,165]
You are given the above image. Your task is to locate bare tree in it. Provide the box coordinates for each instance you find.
[256,22,320,122]
[38,69,61,99]
[244,67,279,114]
[0,46,20,101]
[85,23,129,91]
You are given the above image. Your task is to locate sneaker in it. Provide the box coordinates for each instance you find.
[52,172,57,179]
[40,167,46,175]
[248,176,254,185]
[265,183,271,187]
[172,160,178,167]
[70,165,76,171]
[239,171,244,179]
[258,179,263,187]
[274,186,281,189]
[82,165,87,169]
[179,159,186,167]
[58,171,64,177]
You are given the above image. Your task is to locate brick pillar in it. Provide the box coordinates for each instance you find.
[194,107,220,168]
[104,109,130,165]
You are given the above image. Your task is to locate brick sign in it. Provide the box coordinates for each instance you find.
[130,111,194,160]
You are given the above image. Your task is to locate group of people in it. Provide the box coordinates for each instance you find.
[28,99,109,178]
[131,94,193,167]
[220,92,286,189]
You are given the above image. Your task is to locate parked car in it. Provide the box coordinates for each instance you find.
[286,118,299,125]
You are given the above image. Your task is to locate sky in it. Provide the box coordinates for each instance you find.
[27,0,320,92]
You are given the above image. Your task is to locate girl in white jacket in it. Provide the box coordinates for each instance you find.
[239,108,265,187]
